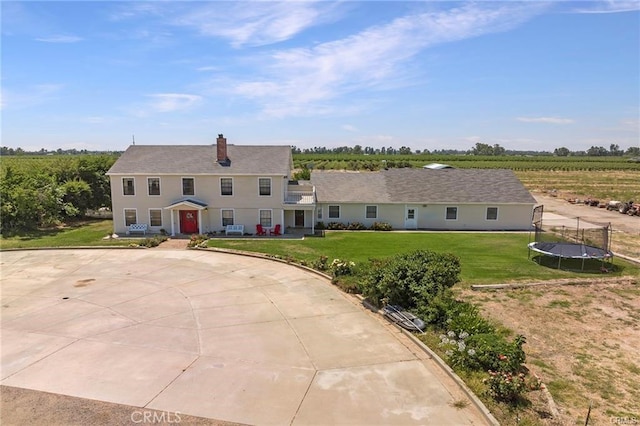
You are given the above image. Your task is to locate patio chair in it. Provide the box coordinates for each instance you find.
[269,224,281,236]
[256,224,267,236]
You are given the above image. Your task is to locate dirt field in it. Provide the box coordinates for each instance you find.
[460,278,640,425]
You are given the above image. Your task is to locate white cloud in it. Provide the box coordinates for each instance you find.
[342,124,358,132]
[146,93,202,112]
[226,2,547,118]
[571,1,640,14]
[517,117,575,124]
[196,66,221,72]
[1,84,63,110]
[172,1,342,48]
[35,34,83,43]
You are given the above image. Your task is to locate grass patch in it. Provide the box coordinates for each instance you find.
[547,299,572,309]
[0,219,128,249]
[208,232,640,285]
[619,361,640,375]
[529,358,555,372]
[546,379,579,404]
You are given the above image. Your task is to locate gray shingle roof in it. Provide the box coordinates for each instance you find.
[106,145,292,176]
[311,168,536,204]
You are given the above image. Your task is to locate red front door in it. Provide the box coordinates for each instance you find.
[180,210,198,234]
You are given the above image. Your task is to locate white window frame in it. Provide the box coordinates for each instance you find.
[221,209,234,227]
[328,205,340,219]
[124,208,137,226]
[147,177,161,196]
[122,177,135,196]
[486,207,499,221]
[182,177,195,196]
[365,205,378,219]
[149,209,162,227]
[258,177,272,197]
[220,177,233,196]
[445,206,458,221]
[259,209,273,227]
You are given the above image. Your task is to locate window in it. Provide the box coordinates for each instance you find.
[149,209,162,226]
[328,205,340,219]
[123,178,135,196]
[182,178,195,196]
[124,209,137,226]
[317,208,323,220]
[446,207,458,220]
[148,178,160,196]
[221,178,233,196]
[365,205,378,219]
[221,209,234,227]
[258,178,271,196]
[486,207,498,220]
[259,209,272,227]
[407,208,416,220]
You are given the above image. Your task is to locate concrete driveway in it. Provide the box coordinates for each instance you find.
[1,249,488,425]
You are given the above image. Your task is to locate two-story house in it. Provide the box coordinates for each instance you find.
[107,134,536,236]
[106,135,316,236]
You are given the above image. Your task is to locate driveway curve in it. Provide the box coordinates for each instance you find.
[1,249,488,425]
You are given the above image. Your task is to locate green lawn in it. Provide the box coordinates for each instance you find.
[207,231,638,285]
[2,224,636,285]
[0,219,128,249]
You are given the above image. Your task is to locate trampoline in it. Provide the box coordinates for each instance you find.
[528,205,613,270]
[528,242,612,260]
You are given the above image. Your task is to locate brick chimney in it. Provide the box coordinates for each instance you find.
[216,134,229,166]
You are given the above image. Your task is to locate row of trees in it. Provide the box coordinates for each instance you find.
[0,155,116,235]
[0,146,119,156]
[292,142,640,157]
[4,143,638,157]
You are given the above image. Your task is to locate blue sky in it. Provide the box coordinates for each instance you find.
[2,1,639,152]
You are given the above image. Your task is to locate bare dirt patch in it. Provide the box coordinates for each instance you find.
[459,277,640,425]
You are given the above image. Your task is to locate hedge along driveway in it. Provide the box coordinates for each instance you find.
[207,231,639,285]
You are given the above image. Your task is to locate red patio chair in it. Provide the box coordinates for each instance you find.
[256,224,267,236]
[269,224,281,236]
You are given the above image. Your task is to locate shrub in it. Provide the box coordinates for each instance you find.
[327,222,347,230]
[187,234,208,248]
[485,367,527,403]
[315,221,326,230]
[330,258,356,276]
[312,255,329,271]
[436,299,495,336]
[362,250,461,308]
[347,221,367,230]
[138,235,168,248]
[483,336,529,402]
[370,222,392,231]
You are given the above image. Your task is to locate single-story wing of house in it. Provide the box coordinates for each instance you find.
[106,135,536,236]
[311,168,536,230]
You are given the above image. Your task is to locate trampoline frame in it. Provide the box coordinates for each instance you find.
[528,205,613,271]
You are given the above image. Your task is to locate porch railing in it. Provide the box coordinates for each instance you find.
[284,191,315,205]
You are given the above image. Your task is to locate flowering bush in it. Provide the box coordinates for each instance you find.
[483,350,541,403]
[347,221,367,230]
[327,222,347,230]
[439,330,478,369]
[312,255,329,271]
[485,365,527,402]
[369,222,392,231]
[187,234,208,248]
[330,258,356,276]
